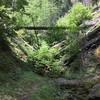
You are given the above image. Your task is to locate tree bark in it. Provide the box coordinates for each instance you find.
[55,74,100,88]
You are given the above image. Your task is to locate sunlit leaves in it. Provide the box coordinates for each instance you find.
[57,3,92,33]
[24,0,58,26]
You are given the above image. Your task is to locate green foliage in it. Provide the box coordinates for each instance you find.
[11,11,28,26]
[0,0,27,10]
[0,5,18,37]
[0,0,28,26]
[30,83,58,100]
[57,3,92,64]
[0,70,60,100]
[52,0,72,15]
[33,41,58,60]
[13,0,58,26]
[28,41,64,76]
[0,5,5,11]
[43,29,66,44]
[57,3,92,33]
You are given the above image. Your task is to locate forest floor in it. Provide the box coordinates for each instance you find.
[0,70,59,100]
[0,49,59,100]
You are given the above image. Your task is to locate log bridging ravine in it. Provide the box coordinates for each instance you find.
[15,26,67,30]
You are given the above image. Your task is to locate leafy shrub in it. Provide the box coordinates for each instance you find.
[56,3,92,64]
[57,3,92,33]
[28,41,64,76]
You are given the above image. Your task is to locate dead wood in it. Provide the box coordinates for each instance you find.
[55,74,100,88]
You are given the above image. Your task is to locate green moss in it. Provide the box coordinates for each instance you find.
[30,83,58,100]
[0,71,60,100]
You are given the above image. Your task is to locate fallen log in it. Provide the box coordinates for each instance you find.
[55,74,100,88]
[64,36,100,66]
[83,35,100,50]
[86,25,100,41]
[64,50,81,66]
[64,25,100,66]
[15,26,67,30]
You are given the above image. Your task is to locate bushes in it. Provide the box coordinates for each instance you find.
[28,41,64,77]
[57,3,92,33]
[56,3,92,64]
[27,3,92,76]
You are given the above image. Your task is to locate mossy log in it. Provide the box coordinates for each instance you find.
[55,74,100,89]
[64,24,100,66]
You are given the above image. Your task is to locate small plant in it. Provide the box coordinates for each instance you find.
[28,41,64,76]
